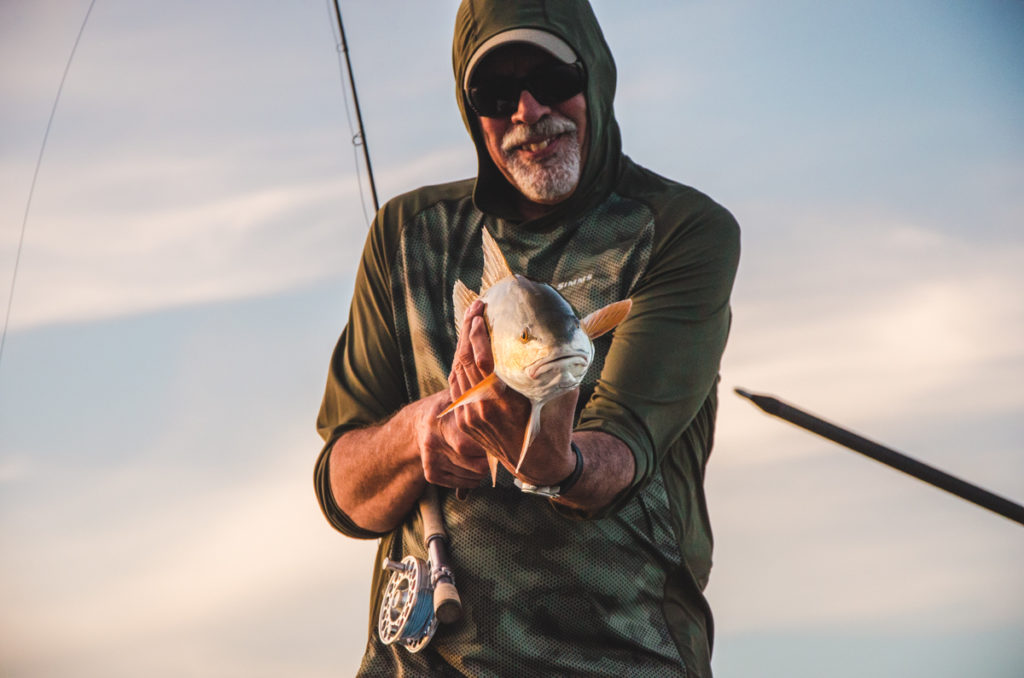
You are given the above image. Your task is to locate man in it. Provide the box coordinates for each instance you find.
[314,1,739,675]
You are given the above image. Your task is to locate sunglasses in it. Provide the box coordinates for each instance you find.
[467,61,586,118]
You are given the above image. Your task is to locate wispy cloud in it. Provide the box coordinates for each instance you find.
[3,177,352,329]
[1,140,472,331]
[709,212,1024,638]
[721,215,1024,447]
[2,446,376,676]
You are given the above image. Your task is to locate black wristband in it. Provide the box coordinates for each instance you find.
[556,441,584,496]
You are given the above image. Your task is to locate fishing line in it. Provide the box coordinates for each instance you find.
[1,0,98,371]
[325,0,380,225]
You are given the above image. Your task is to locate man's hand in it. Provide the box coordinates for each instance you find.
[417,390,491,488]
[443,299,577,487]
[330,303,634,532]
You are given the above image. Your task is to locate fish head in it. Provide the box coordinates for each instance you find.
[485,275,593,401]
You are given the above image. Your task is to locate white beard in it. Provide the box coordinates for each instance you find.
[500,115,581,203]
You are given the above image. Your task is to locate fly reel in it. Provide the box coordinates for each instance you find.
[377,555,438,652]
[377,485,463,653]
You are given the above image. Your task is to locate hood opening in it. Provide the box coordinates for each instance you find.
[453,0,623,229]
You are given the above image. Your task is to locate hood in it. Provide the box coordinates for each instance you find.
[453,0,623,226]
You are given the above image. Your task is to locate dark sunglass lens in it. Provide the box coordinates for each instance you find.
[528,63,585,105]
[469,76,520,117]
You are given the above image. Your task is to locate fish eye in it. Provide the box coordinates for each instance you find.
[519,328,532,343]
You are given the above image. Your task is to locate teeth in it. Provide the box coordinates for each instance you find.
[522,139,551,153]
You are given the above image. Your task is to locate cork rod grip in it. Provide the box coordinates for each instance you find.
[419,484,463,624]
[419,484,447,542]
[433,581,462,624]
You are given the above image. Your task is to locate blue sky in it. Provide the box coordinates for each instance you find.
[1,1,1022,676]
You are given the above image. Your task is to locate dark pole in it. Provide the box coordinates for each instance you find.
[331,0,380,213]
[734,388,1024,527]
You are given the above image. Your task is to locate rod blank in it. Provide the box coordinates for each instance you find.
[331,0,380,213]
[734,388,1024,527]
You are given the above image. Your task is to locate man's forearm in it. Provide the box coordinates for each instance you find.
[328,388,634,531]
[327,397,433,534]
[553,430,635,514]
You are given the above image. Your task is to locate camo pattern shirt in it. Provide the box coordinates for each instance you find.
[316,157,740,678]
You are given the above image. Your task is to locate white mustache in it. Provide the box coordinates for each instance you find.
[500,116,577,153]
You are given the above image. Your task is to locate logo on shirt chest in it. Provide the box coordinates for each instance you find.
[555,272,594,291]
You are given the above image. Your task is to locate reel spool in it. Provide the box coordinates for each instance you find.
[377,485,462,653]
[377,555,438,652]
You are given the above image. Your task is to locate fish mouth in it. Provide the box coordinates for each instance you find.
[526,352,589,380]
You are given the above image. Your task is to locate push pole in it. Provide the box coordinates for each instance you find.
[734,388,1024,527]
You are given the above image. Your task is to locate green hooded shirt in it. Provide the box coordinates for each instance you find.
[315,1,740,676]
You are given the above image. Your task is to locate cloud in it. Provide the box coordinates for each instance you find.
[706,210,1024,638]
[0,0,474,334]
[2,177,351,329]
[0,139,476,332]
[706,424,1024,630]
[0,456,31,483]
[2,443,377,676]
[719,214,1024,462]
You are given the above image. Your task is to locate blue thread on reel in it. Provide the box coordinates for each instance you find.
[378,555,438,652]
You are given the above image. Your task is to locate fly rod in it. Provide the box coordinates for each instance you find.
[735,388,1024,527]
[330,0,380,213]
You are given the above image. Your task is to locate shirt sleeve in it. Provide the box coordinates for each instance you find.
[574,198,740,517]
[313,210,409,538]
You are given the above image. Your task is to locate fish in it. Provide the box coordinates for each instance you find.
[439,228,631,485]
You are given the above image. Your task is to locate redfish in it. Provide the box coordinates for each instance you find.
[440,228,631,484]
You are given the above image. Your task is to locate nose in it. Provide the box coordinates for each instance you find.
[510,89,551,125]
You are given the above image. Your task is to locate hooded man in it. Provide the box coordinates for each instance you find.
[315,1,739,676]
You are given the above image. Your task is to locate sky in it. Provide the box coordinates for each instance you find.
[1,1,1022,676]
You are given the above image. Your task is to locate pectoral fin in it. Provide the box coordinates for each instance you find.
[581,299,632,339]
[513,403,544,474]
[437,372,501,418]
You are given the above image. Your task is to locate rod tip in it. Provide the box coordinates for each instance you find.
[734,387,754,400]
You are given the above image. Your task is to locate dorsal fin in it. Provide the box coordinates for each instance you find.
[452,279,479,338]
[581,299,632,339]
[480,228,514,292]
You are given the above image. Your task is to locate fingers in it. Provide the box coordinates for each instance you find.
[451,381,527,469]
[451,301,493,396]
[467,314,493,374]
[457,298,484,343]
[420,396,491,488]
[423,438,490,488]
[420,440,487,487]
[423,461,487,489]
